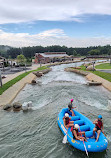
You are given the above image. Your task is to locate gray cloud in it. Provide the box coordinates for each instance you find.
[0,0,111,24]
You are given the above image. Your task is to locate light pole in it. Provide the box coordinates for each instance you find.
[0,70,2,87]
[92,62,95,71]
[109,53,111,64]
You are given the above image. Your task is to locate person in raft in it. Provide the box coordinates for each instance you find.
[71,124,87,142]
[63,113,74,129]
[92,115,104,142]
[68,99,76,116]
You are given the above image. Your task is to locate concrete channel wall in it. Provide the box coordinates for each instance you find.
[86,73,111,91]
[0,73,36,106]
[64,67,89,76]
[65,67,111,92]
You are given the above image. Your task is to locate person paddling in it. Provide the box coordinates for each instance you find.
[92,115,104,142]
[71,124,87,142]
[63,113,74,130]
[68,99,76,116]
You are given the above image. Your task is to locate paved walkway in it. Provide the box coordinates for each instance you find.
[96,69,111,74]
[2,64,40,84]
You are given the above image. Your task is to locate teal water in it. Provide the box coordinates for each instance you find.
[0,62,111,158]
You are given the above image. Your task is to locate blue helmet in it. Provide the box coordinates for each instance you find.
[98,115,102,119]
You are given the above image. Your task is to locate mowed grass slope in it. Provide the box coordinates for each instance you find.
[79,65,111,82]
[0,66,48,95]
[95,63,111,69]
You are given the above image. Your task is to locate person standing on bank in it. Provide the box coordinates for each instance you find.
[92,115,104,142]
[68,99,76,116]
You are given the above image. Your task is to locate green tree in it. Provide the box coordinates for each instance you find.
[88,49,100,55]
[73,50,77,56]
[17,54,26,64]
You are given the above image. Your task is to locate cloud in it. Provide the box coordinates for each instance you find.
[0,0,111,24]
[38,29,66,37]
[0,29,111,47]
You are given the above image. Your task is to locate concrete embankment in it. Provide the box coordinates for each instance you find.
[65,67,111,92]
[65,67,89,76]
[0,73,36,106]
[47,60,81,67]
[86,73,111,91]
[0,68,52,106]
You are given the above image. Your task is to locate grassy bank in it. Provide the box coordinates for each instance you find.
[95,63,111,69]
[0,66,48,95]
[79,65,111,82]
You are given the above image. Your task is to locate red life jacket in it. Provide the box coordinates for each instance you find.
[96,119,103,129]
[71,127,79,136]
[65,117,70,125]
[76,129,79,136]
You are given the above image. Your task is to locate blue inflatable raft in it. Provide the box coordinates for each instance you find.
[57,108,108,152]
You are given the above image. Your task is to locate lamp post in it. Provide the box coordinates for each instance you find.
[109,53,111,64]
[0,70,2,87]
[92,62,95,71]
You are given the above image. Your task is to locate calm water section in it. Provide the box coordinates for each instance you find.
[0,62,111,158]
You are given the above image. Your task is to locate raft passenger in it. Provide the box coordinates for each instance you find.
[68,99,76,116]
[63,113,74,130]
[71,124,87,142]
[92,115,104,142]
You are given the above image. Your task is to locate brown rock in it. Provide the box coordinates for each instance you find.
[86,65,95,71]
[33,72,43,77]
[13,102,22,111]
[31,80,37,85]
[3,104,12,111]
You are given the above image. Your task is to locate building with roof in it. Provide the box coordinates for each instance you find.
[35,52,71,64]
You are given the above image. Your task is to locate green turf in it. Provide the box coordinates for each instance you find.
[0,66,49,95]
[92,71,111,82]
[95,63,111,69]
[79,65,111,82]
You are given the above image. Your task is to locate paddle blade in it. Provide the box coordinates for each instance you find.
[62,134,67,144]
[84,143,89,157]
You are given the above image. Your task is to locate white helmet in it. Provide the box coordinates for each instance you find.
[65,113,69,117]
[75,124,80,129]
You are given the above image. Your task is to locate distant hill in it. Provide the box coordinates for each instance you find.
[0,45,12,58]
[0,45,11,51]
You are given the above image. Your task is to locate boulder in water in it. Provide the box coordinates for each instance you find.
[13,102,22,111]
[31,80,37,85]
[33,72,43,77]
[3,104,12,111]
[22,102,28,111]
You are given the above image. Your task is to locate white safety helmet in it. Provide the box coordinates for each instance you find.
[65,113,69,117]
[75,124,80,129]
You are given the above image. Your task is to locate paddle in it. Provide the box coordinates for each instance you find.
[80,129,89,157]
[83,139,89,157]
[62,132,67,144]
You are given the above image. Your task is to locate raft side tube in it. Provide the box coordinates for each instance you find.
[79,125,90,132]
[74,120,84,126]
[70,116,80,121]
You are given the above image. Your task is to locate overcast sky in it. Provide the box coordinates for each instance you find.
[0,0,111,47]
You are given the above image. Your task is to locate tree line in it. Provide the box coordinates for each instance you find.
[0,45,111,59]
